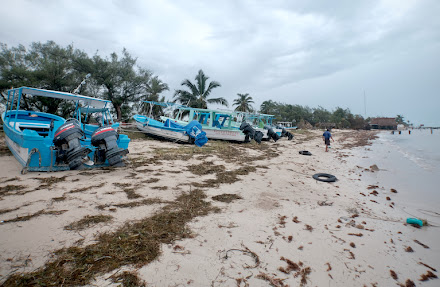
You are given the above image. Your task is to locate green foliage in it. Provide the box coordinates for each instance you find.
[0,41,89,116]
[259,101,368,129]
[233,93,254,112]
[174,69,227,109]
[0,41,169,122]
[395,114,406,125]
[89,49,152,121]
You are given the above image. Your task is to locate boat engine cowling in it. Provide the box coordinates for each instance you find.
[91,126,128,166]
[239,121,263,144]
[278,126,294,140]
[53,119,91,170]
[264,125,280,142]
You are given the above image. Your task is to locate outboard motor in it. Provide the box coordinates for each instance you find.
[264,125,280,142]
[91,126,128,167]
[279,127,294,140]
[53,119,91,170]
[239,122,263,144]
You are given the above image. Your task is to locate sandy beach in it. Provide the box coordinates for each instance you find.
[0,129,438,286]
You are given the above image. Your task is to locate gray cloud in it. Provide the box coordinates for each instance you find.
[1,0,439,125]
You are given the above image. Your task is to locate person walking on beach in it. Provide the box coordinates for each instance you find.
[323,129,334,152]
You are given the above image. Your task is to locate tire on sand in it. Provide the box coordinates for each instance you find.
[312,173,337,182]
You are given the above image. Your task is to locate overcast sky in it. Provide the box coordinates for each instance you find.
[1,0,439,125]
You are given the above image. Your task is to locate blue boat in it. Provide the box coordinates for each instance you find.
[2,87,130,173]
[133,101,208,147]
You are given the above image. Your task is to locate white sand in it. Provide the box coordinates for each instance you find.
[0,130,438,286]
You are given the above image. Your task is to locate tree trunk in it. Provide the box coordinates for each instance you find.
[114,104,122,122]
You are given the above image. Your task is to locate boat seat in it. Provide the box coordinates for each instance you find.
[9,121,51,136]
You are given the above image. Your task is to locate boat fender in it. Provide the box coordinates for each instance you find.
[312,173,337,182]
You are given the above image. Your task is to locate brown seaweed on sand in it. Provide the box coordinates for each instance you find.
[326,262,332,271]
[223,246,260,269]
[212,193,242,203]
[304,224,313,232]
[292,216,301,223]
[414,239,429,249]
[390,270,398,280]
[256,272,287,287]
[33,176,67,190]
[419,270,438,281]
[404,246,414,252]
[110,271,146,286]
[2,209,67,224]
[348,233,363,237]
[400,279,416,287]
[2,189,217,286]
[418,262,437,272]
[64,214,113,231]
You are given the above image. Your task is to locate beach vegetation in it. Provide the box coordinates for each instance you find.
[64,214,113,231]
[212,193,243,203]
[259,100,369,129]
[1,188,217,286]
[1,209,67,224]
[173,69,227,109]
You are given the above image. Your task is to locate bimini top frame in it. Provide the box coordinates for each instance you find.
[5,87,111,127]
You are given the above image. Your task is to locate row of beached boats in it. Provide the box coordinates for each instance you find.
[133,101,294,145]
[1,87,294,173]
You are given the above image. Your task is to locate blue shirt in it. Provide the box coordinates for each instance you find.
[323,131,332,139]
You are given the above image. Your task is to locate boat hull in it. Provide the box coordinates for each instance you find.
[133,115,190,143]
[160,117,248,142]
[2,110,130,172]
[203,128,247,141]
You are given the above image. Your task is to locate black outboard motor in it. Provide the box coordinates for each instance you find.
[264,125,280,142]
[91,126,128,167]
[53,119,91,170]
[278,126,294,140]
[239,121,263,144]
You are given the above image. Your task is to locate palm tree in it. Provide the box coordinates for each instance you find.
[143,76,169,117]
[146,76,169,102]
[173,69,227,109]
[233,93,254,112]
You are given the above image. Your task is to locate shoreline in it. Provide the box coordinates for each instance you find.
[0,129,438,286]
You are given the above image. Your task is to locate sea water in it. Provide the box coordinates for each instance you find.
[351,129,440,266]
[355,129,439,216]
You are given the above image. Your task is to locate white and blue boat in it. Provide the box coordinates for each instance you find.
[2,87,130,173]
[133,101,208,147]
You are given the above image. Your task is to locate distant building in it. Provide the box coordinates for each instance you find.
[369,117,397,130]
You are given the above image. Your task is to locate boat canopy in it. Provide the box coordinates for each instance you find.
[7,87,110,109]
[143,100,185,108]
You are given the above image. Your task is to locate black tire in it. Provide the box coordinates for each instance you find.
[313,173,337,182]
[299,151,312,156]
